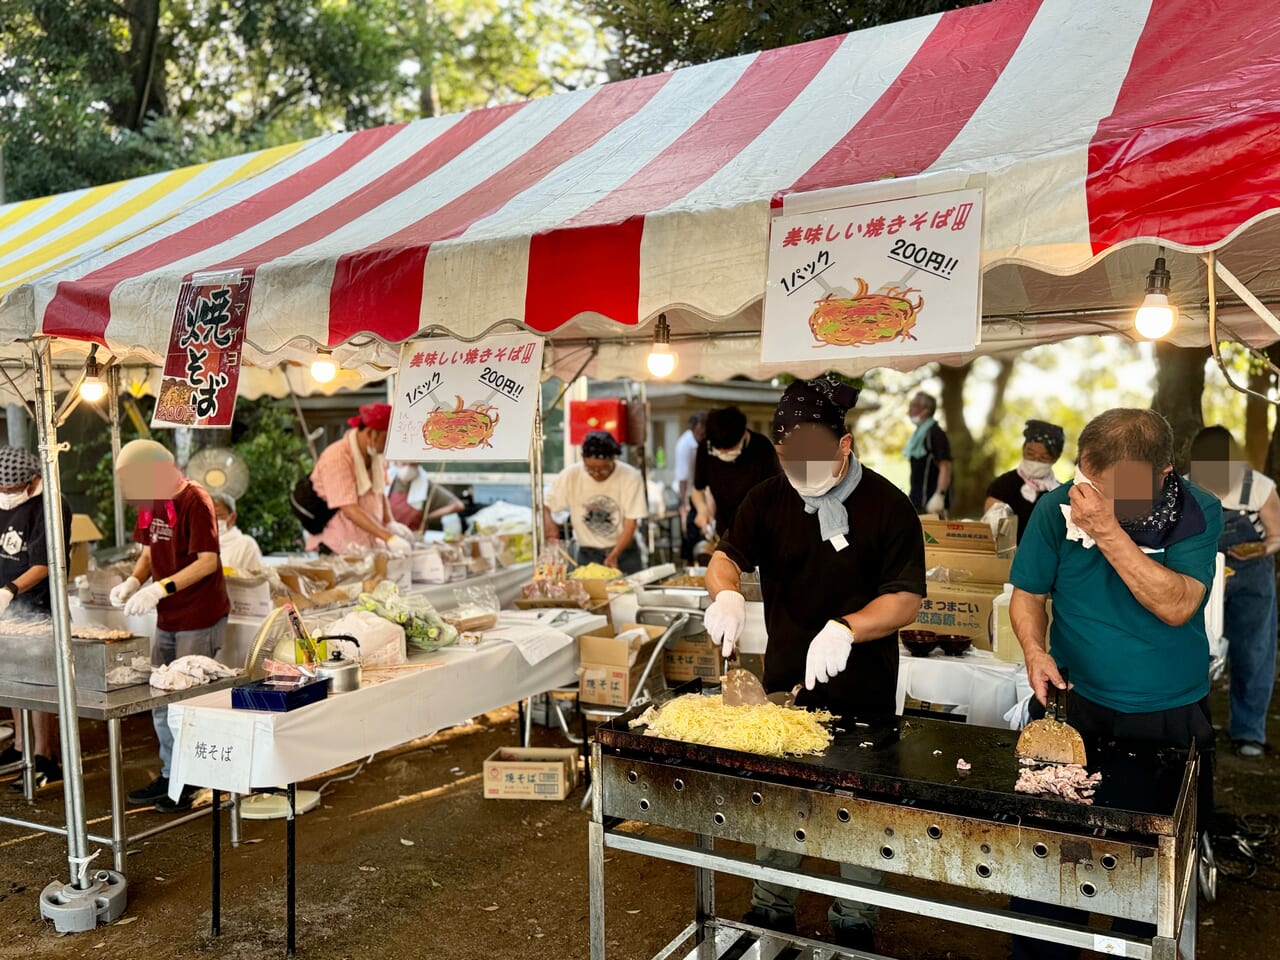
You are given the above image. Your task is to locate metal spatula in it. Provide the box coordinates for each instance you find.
[1015,667,1087,765]
[722,652,768,707]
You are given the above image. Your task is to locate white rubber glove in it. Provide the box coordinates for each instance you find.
[0,587,13,615]
[388,520,415,540]
[705,590,746,658]
[386,534,413,557]
[123,581,165,617]
[109,576,141,608]
[925,492,947,515]
[804,620,855,690]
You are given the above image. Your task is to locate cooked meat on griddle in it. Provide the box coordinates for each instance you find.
[1015,762,1101,804]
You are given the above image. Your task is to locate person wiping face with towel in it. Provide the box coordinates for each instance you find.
[701,376,926,949]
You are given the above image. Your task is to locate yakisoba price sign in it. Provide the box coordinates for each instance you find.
[386,333,545,463]
[761,188,983,363]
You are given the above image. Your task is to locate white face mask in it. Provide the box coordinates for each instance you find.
[0,488,31,511]
[1019,458,1055,480]
[711,446,742,463]
[396,464,416,484]
[217,519,230,536]
[784,458,845,498]
[909,414,925,426]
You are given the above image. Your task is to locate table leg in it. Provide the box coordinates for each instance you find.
[106,719,128,873]
[694,833,716,958]
[588,821,606,960]
[211,788,221,937]
[19,708,34,801]
[229,792,242,847]
[286,783,296,958]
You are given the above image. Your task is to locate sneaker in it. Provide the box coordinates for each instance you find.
[154,784,201,813]
[832,923,875,952]
[741,907,797,936]
[7,755,62,791]
[127,775,169,805]
[1235,741,1265,759]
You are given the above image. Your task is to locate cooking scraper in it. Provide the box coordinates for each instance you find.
[722,651,768,707]
[1015,667,1087,765]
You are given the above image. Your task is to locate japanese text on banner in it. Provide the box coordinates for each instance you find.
[761,188,983,364]
[386,333,545,463]
[171,709,255,796]
[152,272,251,428]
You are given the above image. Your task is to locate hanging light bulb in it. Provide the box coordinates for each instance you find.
[646,314,676,379]
[310,349,338,383]
[1134,255,1177,340]
[79,349,107,403]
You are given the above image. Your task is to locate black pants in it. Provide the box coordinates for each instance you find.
[1008,691,1214,960]
[679,511,701,563]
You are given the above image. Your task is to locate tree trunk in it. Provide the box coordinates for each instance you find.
[1151,343,1208,473]
[935,358,1015,518]
[1245,366,1272,469]
[116,0,166,130]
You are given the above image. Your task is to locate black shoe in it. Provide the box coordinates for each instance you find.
[127,775,169,805]
[832,924,875,953]
[154,784,201,813]
[7,755,62,791]
[742,907,797,936]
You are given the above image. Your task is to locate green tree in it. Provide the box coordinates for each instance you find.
[1,0,603,201]
[588,0,982,79]
[229,397,311,554]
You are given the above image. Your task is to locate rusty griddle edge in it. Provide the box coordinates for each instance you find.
[595,682,1192,838]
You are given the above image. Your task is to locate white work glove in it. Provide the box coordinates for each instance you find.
[123,581,165,617]
[388,520,415,540]
[804,620,855,690]
[386,534,413,557]
[925,492,947,515]
[0,586,13,615]
[109,576,141,608]
[705,590,746,658]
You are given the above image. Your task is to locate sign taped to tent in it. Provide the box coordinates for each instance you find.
[152,270,251,428]
[386,333,544,463]
[761,188,983,363]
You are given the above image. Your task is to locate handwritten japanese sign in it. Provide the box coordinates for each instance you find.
[152,270,251,428]
[170,709,255,796]
[761,188,983,363]
[386,333,545,463]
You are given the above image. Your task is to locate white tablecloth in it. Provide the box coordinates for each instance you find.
[166,610,604,793]
[895,647,1032,728]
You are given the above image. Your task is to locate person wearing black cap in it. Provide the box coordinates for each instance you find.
[544,431,648,574]
[703,377,925,952]
[690,406,781,539]
[0,447,71,791]
[985,420,1067,544]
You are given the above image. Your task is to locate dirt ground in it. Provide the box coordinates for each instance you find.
[1,676,1275,960]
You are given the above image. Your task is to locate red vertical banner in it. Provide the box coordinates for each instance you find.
[152,271,252,428]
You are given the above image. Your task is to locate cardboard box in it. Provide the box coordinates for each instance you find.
[915,582,1005,649]
[226,575,273,618]
[372,554,413,591]
[921,517,1017,556]
[924,549,1013,586]
[85,569,123,606]
[411,548,447,583]
[578,622,667,707]
[69,515,104,579]
[484,747,579,801]
[664,642,720,682]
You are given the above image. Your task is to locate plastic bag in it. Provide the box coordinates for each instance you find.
[356,581,458,652]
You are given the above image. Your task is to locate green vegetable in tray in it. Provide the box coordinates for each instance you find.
[357,581,459,652]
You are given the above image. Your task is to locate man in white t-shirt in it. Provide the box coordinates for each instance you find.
[211,494,263,575]
[674,413,707,561]
[544,431,648,574]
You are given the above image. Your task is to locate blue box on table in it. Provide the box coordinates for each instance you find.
[232,676,331,712]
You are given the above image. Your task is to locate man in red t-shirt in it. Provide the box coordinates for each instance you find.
[109,440,229,812]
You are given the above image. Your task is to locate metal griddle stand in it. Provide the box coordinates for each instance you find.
[588,736,1199,960]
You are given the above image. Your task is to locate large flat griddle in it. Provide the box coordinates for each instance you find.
[595,687,1192,837]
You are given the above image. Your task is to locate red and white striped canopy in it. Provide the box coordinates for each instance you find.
[3,0,1279,376]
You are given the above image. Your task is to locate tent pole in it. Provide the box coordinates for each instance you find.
[530,391,545,560]
[108,366,126,548]
[31,339,92,887]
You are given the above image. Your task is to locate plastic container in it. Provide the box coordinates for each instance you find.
[991,583,1020,663]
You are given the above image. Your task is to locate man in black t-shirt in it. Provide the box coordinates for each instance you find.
[0,447,71,790]
[703,378,925,953]
[690,406,781,538]
[984,419,1066,545]
[905,391,952,514]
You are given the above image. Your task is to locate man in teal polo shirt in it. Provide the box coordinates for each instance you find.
[1008,408,1220,960]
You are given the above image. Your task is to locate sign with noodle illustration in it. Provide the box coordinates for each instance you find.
[386,333,545,463]
[761,187,983,364]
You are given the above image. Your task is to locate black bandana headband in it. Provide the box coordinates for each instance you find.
[772,377,860,443]
[0,447,40,487]
[582,431,621,459]
[1024,419,1065,459]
